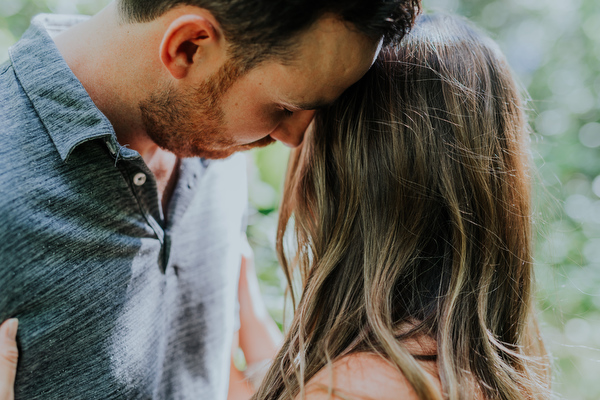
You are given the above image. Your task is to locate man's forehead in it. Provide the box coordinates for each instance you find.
[238,16,380,111]
[279,17,381,105]
[277,57,374,111]
[281,87,346,110]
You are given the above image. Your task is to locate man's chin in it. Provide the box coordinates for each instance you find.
[174,136,277,160]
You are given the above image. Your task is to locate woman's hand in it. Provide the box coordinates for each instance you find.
[0,319,18,400]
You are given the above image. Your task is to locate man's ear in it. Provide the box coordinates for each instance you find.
[160,15,222,80]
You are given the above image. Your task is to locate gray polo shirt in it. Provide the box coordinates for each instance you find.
[0,15,247,399]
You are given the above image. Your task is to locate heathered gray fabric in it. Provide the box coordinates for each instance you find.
[0,16,247,400]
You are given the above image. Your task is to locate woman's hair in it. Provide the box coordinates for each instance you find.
[253,14,550,400]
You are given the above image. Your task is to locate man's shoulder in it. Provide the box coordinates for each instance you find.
[0,55,31,114]
[0,63,52,163]
[203,152,248,184]
[0,62,9,76]
[0,63,16,116]
[193,153,248,214]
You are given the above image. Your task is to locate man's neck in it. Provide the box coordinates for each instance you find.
[52,3,181,211]
[53,2,165,162]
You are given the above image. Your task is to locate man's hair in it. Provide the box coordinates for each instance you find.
[118,0,421,69]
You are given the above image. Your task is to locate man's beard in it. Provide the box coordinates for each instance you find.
[139,61,275,159]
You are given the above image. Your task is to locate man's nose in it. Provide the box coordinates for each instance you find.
[270,110,316,148]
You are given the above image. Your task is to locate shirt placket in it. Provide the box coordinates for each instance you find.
[109,142,170,273]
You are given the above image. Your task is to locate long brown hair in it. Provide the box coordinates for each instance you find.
[253,14,550,400]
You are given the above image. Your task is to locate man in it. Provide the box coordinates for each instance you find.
[0,0,419,398]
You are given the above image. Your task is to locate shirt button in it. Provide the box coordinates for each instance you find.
[133,172,147,186]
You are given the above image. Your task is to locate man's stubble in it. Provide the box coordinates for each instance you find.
[139,60,275,159]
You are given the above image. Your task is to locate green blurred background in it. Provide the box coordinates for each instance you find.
[2,0,599,398]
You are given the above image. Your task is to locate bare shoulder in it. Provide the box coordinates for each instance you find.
[300,353,421,400]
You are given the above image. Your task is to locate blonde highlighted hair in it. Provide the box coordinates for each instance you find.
[253,14,550,400]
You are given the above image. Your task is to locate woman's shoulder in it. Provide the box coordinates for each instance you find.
[301,351,439,400]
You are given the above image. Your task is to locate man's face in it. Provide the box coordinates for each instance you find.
[140,16,380,159]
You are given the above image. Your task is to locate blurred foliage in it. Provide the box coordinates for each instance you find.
[2,0,600,398]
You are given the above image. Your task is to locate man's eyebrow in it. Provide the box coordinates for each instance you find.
[290,99,332,111]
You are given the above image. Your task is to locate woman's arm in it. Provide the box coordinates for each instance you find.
[227,331,254,400]
[227,236,284,399]
[237,239,283,369]
[0,319,18,400]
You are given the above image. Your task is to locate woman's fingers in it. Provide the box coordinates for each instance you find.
[0,319,18,400]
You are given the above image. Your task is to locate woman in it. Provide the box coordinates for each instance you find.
[253,14,550,400]
[0,319,17,400]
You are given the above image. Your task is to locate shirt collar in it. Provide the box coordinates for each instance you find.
[8,16,117,162]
